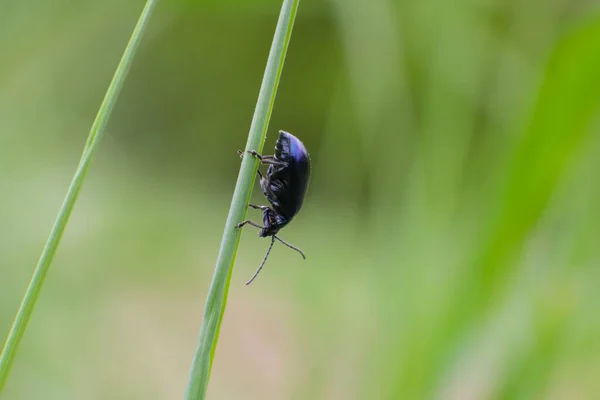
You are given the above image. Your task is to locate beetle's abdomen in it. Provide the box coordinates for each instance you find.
[268,164,309,218]
[264,130,311,220]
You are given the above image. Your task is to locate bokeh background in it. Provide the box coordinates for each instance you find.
[2,0,600,399]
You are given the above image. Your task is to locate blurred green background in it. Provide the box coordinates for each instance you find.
[2,0,600,399]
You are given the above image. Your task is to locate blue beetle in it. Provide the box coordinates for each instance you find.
[237,130,310,285]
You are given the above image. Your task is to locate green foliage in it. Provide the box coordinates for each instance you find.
[1,1,600,399]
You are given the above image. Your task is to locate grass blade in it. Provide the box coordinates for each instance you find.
[184,0,300,398]
[0,0,159,392]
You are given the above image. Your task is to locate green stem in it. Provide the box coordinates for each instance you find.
[0,0,158,392]
[184,0,300,398]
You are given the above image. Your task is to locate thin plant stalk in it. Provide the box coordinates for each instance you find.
[0,0,158,392]
[184,0,300,398]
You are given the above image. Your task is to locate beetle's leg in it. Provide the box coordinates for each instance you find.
[259,156,287,167]
[236,220,264,229]
[247,150,262,159]
[238,150,265,178]
[243,150,287,167]
[249,204,270,211]
[238,149,265,160]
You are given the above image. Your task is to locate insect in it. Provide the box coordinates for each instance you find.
[236,130,311,285]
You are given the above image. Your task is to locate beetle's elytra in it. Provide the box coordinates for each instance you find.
[236,130,311,285]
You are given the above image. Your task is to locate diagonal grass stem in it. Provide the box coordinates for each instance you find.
[0,0,159,392]
[184,0,300,398]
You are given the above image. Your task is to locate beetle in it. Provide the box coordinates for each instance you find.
[236,130,311,285]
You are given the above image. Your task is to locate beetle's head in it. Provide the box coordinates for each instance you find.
[259,210,283,237]
[258,223,280,238]
[258,227,275,237]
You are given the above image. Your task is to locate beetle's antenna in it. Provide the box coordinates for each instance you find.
[246,236,276,285]
[274,235,306,259]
